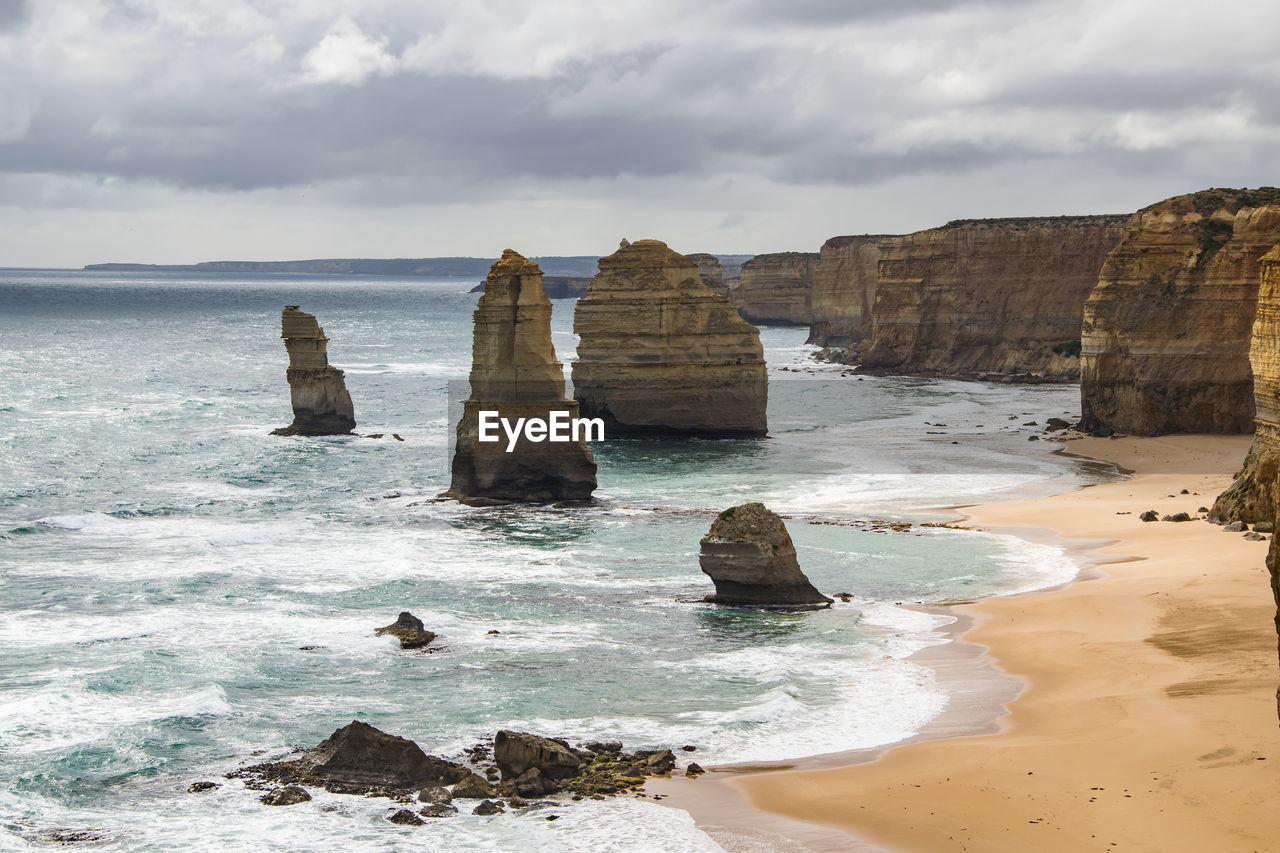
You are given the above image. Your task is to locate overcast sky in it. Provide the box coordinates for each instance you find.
[0,0,1277,267]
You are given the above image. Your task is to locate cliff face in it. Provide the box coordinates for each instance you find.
[1080,190,1280,435]
[731,252,818,325]
[446,250,597,504]
[1211,244,1280,522]
[858,216,1128,380]
[572,239,768,438]
[685,253,727,295]
[807,235,896,347]
[271,306,356,436]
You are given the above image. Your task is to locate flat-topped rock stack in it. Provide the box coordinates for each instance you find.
[699,503,830,607]
[685,253,727,295]
[572,239,768,438]
[1080,189,1280,435]
[731,252,818,325]
[271,306,357,436]
[445,250,597,504]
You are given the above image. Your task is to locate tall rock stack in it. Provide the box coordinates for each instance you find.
[1080,189,1280,435]
[445,250,597,504]
[860,216,1128,380]
[271,306,357,436]
[807,234,898,349]
[572,240,768,438]
[685,253,727,295]
[1212,243,1280,523]
[731,252,819,326]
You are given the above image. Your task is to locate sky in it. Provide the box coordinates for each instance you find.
[0,0,1277,267]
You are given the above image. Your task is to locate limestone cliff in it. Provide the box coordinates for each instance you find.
[1080,189,1280,435]
[445,250,597,504]
[271,306,356,436]
[858,216,1127,380]
[685,253,727,295]
[731,252,818,325]
[699,503,830,607]
[807,235,897,347]
[572,240,768,438]
[1211,243,1280,523]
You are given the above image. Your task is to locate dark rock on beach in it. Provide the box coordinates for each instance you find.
[1140,510,1159,522]
[375,612,437,650]
[1162,512,1193,522]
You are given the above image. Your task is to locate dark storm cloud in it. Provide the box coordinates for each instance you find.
[0,0,26,30]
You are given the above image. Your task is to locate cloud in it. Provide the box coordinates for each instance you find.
[299,15,397,85]
[0,0,1277,266]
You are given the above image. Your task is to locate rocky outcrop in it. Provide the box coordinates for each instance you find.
[807,235,898,347]
[1081,189,1280,435]
[572,239,768,438]
[685,253,727,295]
[494,731,583,780]
[699,503,831,606]
[445,250,597,504]
[259,721,466,792]
[270,306,356,436]
[1211,243,1280,523]
[375,612,436,650]
[858,216,1128,380]
[730,252,818,325]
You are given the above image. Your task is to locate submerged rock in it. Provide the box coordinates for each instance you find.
[270,306,356,436]
[375,612,436,650]
[260,786,311,806]
[444,250,597,504]
[699,503,831,607]
[572,239,768,438]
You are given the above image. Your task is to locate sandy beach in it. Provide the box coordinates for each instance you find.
[658,434,1280,852]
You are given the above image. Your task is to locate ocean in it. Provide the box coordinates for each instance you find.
[0,270,1115,851]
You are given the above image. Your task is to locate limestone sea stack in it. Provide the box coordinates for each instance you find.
[856,216,1128,380]
[271,306,356,436]
[699,503,831,607]
[1080,189,1280,435]
[1211,243,1280,524]
[685,253,727,295]
[731,252,818,326]
[572,240,768,438]
[445,250,597,504]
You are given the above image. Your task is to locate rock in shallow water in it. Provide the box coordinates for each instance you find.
[374,611,436,650]
[699,503,831,607]
[260,786,311,806]
[270,306,356,437]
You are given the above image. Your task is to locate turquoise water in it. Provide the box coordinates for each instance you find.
[0,271,1110,851]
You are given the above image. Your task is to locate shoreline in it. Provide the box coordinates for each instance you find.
[654,433,1279,852]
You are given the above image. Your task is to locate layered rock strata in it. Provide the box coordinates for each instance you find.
[856,216,1128,380]
[572,240,768,437]
[1081,189,1280,435]
[271,306,356,436]
[699,502,830,606]
[807,234,898,348]
[445,250,597,504]
[685,253,727,295]
[1211,243,1280,523]
[731,252,818,325]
